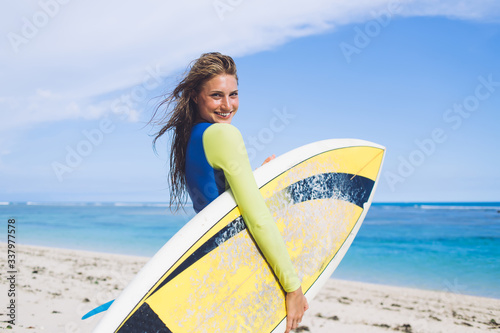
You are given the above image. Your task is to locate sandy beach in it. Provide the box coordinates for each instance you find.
[1,243,499,333]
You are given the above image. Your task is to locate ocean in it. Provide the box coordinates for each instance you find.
[1,201,499,299]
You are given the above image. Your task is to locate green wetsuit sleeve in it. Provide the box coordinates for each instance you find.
[202,123,301,293]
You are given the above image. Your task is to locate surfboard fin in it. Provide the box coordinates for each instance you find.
[82,300,115,320]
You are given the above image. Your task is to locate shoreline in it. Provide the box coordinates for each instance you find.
[1,243,499,332]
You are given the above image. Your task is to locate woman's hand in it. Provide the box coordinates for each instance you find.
[261,154,276,166]
[285,286,309,333]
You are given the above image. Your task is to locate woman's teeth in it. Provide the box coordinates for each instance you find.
[215,112,231,117]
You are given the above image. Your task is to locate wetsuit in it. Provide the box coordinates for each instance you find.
[185,122,301,293]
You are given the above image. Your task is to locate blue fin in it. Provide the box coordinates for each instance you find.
[82,300,115,320]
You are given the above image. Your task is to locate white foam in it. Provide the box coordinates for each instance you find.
[145,203,170,207]
[114,202,143,207]
[420,205,500,211]
[25,202,91,206]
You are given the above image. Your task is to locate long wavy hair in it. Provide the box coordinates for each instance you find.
[150,52,238,211]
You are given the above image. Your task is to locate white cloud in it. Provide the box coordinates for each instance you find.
[0,0,499,130]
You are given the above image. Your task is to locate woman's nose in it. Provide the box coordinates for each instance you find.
[221,96,231,110]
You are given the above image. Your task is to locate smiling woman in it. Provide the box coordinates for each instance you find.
[148,52,308,332]
[149,52,239,210]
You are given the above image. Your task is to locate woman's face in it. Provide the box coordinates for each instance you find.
[194,74,239,124]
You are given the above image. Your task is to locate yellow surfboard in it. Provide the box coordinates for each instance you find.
[93,139,385,333]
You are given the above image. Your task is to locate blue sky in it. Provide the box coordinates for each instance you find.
[1,0,499,203]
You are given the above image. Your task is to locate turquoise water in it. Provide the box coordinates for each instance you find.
[1,202,499,299]
[333,202,500,298]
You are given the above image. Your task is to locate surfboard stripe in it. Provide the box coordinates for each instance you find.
[149,216,247,296]
[287,172,374,208]
[118,302,172,333]
[145,172,374,302]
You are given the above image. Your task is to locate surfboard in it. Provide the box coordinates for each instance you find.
[92,138,385,333]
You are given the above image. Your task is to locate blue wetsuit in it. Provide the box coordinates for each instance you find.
[185,122,226,213]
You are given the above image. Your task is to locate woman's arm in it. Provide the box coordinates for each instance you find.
[203,123,309,332]
[202,123,300,292]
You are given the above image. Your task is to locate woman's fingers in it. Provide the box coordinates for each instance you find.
[285,286,308,332]
[261,154,276,166]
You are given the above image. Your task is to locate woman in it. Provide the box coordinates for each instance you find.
[150,52,308,332]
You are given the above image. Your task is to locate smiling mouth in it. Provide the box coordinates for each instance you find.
[215,111,232,117]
